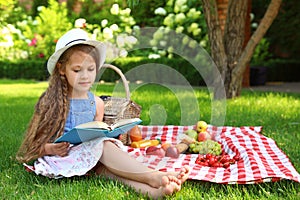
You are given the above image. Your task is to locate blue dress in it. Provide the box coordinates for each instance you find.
[64,91,96,133]
[31,92,123,178]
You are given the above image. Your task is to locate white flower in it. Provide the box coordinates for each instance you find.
[180,5,188,13]
[110,24,119,31]
[153,30,164,40]
[188,40,197,48]
[116,35,126,47]
[158,50,166,56]
[120,8,131,16]
[182,36,189,45]
[200,40,207,47]
[250,13,255,21]
[133,25,140,31]
[175,13,186,24]
[251,22,258,28]
[188,23,199,33]
[103,27,113,39]
[176,26,184,33]
[187,8,201,19]
[150,39,157,46]
[75,18,86,28]
[154,7,167,16]
[192,28,201,36]
[148,54,161,59]
[167,46,174,53]
[37,6,44,12]
[119,49,128,57]
[163,14,175,27]
[110,4,119,15]
[159,40,167,47]
[126,35,138,45]
[101,19,108,27]
[174,5,180,13]
[175,0,187,7]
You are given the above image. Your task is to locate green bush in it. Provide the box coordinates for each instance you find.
[0,60,48,80]
[104,57,203,85]
[1,57,299,83]
[0,57,204,85]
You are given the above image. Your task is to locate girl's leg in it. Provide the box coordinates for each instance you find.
[99,141,190,188]
[95,163,181,199]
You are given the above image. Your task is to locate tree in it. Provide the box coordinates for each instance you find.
[127,0,282,99]
[201,0,282,98]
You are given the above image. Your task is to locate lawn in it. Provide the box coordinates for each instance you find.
[0,79,299,199]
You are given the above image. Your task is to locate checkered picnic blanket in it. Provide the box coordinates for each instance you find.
[124,125,300,184]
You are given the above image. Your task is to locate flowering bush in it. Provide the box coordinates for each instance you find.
[149,0,208,58]
[0,0,72,61]
[0,1,139,62]
[84,3,139,61]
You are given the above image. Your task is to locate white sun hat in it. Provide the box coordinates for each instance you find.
[47,28,106,74]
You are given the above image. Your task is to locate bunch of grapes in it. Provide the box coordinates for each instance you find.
[189,140,222,156]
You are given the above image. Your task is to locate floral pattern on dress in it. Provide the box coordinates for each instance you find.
[33,137,123,179]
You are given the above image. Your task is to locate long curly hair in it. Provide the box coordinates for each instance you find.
[16,44,100,163]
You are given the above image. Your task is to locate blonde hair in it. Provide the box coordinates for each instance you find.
[16,44,99,163]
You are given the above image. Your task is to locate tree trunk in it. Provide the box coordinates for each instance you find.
[201,0,227,99]
[223,0,248,98]
[242,0,252,88]
[202,0,282,99]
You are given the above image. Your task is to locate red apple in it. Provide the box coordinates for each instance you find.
[197,131,212,142]
[146,146,165,157]
[165,146,180,158]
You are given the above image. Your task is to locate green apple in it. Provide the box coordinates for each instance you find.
[196,120,208,133]
[184,129,198,141]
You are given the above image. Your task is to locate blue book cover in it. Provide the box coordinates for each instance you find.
[54,118,142,144]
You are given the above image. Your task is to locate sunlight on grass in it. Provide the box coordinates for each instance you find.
[1,80,299,200]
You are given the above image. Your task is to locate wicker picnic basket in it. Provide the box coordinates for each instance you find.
[100,64,142,145]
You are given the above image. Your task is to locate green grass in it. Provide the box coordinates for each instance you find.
[0,79,299,200]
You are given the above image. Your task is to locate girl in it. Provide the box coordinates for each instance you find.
[16,29,189,199]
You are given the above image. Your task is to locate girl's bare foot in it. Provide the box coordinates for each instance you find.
[177,165,190,184]
[160,175,181,196]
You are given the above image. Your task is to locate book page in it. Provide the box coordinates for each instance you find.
[111,118,141,129]
[75,121,110,130]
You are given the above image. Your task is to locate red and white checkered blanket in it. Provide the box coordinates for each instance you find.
[124,125,300,184]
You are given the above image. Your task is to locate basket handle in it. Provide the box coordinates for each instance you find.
[101,64,130,101]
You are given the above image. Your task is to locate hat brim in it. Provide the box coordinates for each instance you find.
[47,40,106,75]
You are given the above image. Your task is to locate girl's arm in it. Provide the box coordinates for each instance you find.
[94,95,105,122]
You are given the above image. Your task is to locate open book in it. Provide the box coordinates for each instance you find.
[54,118,142,144]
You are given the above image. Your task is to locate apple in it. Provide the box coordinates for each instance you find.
[197,131,211,142]
[196,121,208,133]
[146,146,165,157]
[184,129,198,141]
[165,146,180,158]
[161,142,171,151]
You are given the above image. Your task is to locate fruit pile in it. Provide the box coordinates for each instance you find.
[195,152,241,168]
[184,120,242,167]
[189,140,222,155]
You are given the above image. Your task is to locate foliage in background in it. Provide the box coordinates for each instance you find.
[0,0,72,61]
[148,0,209,59]
[0,0,139,62]
[250,38,272,66]
[252,0,300,59]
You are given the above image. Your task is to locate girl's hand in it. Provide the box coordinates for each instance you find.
[44,142,70,157]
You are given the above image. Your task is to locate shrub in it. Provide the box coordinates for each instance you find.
[0,60,48,80]
[0,57,204,85]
